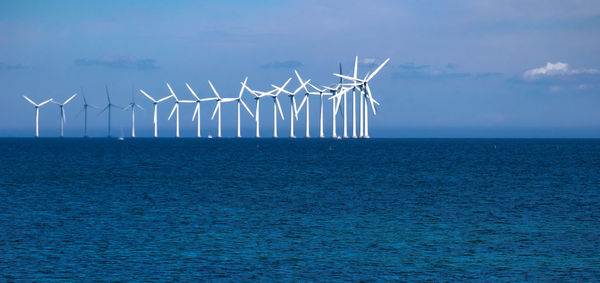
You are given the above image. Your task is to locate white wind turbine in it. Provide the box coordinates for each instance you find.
[243,85,275,138]
[307,82,332,138]
[23,96,53,137]
[51,93,78,137]
[98,85,123,138]
[167,83,194,138]
[123,89,144,138]
[76,88,99,138]
[185,83,218,138]
[268,78,290,138]
[334,58,390,138]
[271,78,310,138]
[139,89,172,138]
[337,63,349,138]
[295,71,321,138]
[234,78,255,137]
[208,80,253,138]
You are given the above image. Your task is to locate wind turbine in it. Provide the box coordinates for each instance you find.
[185,83,218,138]
[98,85,123,138]
[23,96,53,137]
[307,82,332,138]
[233,77,255,138]
[271,78,310,138]
[268,78,290,138]
[167,83,194,138]
[51,93,78,137]
[295,71,321,138]
[243,85,275,138]
[123,88,144,138]
[334,58,390,138]
[208,80,251,138]
[77,88,98,138]
[139,89,172,138]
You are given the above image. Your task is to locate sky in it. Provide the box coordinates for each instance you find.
[1,0,600,138]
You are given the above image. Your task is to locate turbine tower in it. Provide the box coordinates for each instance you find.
[123,88,144,138]
[268,78,290,138]
[167,83,194,138]
[78,89,98,138]
[307,83,332,138]
[23,96,52,137]
[185,83,218,138]
[272,78,310,138]
[323,84,341,138]
[139,89,172,138]
[51,93,78,137]
[98,85,123,138]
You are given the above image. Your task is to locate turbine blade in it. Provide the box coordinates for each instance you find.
[168,104,177,120]
[238,77,248,98]
[135,104,144,110]
[61,108,66,123]
[292,79,311,95]
[354,56,358,78]
[211,102,220,120]
[23,95,36,105]
[281,77,292,90]
[275,98,284,120]
[207,80,221,98]
[64,93,78,105]
[292,97,298,120]
[192,103,199,121]
[297,95,307,112]
[185,83,200,100]
[200,97,218,101]
[240,99,254,118]
[367,58,390,81]
[242,82,259,97]
[294,70,304,85]
[157,95,172,103]
[335,92,343,112]
[366,84,377,115]
[140,89,157,102]
[105,85,111,103]
[333,73,362,82]
[38,99,53,107]
[97,105,109,116]
[75,107,85,118]
[307,82,323,92]
[166,83,177,100]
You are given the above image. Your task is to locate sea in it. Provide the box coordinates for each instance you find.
[1,138,599,281]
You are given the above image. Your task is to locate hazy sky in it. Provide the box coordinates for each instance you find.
[1,0,600,137]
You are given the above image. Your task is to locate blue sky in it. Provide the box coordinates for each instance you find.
[1,0,599,137]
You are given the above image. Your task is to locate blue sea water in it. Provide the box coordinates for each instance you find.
[1,138,599,281]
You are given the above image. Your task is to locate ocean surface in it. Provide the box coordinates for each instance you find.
[1,138,599,281]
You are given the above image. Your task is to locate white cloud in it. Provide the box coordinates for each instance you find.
[360,58,377,65]
[523,62,599,80]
